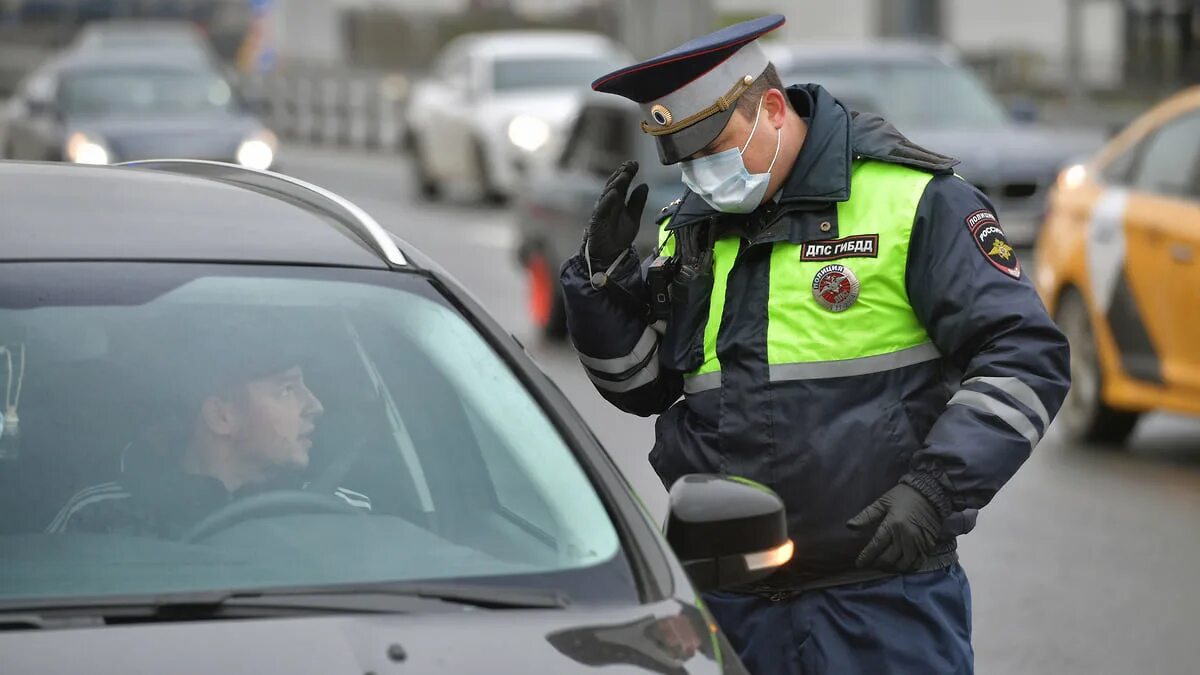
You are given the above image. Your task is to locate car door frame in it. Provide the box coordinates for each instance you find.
[1108,106,1200,393]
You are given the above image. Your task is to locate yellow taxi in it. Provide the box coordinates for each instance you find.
[1036,86,1200,444]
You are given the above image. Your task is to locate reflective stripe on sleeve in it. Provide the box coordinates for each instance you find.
[948,389,1041,447]
[576,326,658,374]
[963,376,1050,429]
[587,349,662,393]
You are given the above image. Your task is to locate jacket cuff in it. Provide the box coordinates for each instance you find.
[901,471,953,520]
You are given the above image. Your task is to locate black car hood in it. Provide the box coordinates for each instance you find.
[1,599,738,674]
[904,124,1104,184]
[67,113,262,161]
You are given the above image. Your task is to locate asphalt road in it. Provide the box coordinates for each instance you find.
[279,144,1200,675]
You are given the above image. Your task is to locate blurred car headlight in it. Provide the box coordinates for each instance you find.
[65,132,110,165]
[1058,163,1087,191]
[507,115,551,153]
[237,130,278,171]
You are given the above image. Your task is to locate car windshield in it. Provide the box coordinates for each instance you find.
[0,263,631,606]
[782,59,1010,130]
[58,67,237,117]
[492,55,620,92]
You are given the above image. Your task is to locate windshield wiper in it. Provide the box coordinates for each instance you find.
[0,582,570,629]
[219,581,571,611]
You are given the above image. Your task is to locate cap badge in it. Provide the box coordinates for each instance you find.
[812,264,860,312]
[650,104,672,127]
[639,74,757,136]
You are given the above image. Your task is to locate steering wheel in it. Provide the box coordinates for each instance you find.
[182,490,362,543]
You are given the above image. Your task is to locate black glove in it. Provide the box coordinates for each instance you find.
[585,160,649,266]
[846,483,943,572]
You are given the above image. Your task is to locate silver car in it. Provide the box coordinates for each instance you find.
[404,31,630,203]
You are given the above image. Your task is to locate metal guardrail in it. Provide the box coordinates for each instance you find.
[236,69,411,153]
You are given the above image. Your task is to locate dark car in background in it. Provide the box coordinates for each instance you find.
[0,159,792,673]
[514,94,682,339]
[0,47,277,169]
[770,41,1104,246]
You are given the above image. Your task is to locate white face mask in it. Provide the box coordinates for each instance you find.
[680,96,782,214]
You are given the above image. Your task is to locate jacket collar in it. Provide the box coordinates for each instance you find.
[777,84,853,204]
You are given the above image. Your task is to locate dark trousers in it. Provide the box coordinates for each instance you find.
[703,564,973,675]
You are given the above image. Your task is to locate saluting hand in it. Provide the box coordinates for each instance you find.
[585,160,649,266]
[847,483,942,573]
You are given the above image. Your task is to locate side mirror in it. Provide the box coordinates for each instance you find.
[664,475,792,592]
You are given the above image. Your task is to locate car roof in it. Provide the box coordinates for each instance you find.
[0,161,404,269]
[453,30,618,58]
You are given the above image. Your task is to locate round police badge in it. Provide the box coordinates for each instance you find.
[812,264,860,312]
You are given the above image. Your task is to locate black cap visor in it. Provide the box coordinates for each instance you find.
[654,104,739,165]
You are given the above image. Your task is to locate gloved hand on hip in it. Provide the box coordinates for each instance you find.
[585,160,649,266]
[847,483,942,573]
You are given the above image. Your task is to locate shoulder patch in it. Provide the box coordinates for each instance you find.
[965,209,1020,279]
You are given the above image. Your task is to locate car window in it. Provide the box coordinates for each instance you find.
[1129,111,1200,199]
[57,67,237,117]
[560,106,630,178]
[0,263,632,605]
[1100,146,1138,186]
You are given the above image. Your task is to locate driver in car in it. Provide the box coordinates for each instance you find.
[45,318,371,538]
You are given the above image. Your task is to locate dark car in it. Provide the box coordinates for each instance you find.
[770,42,1105,246]
[514,94,683,339]
[0,47,277,169]
[0,159,791,673]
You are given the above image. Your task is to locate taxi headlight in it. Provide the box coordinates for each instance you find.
[65,132,110,165]
[507,115,551,153]
[1057,163,1087,191]
[237,130,277,170]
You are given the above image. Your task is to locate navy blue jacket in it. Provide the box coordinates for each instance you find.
[561,84,1070,582]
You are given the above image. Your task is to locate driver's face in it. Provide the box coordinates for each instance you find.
[229,366,324,474]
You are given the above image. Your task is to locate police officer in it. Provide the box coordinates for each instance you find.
[561,15,1070,675]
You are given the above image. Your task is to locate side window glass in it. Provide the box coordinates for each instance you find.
[1101,147,1137,186]
[584,109,630,178]
[1129,112,1200,198]
[559,108,597,171]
